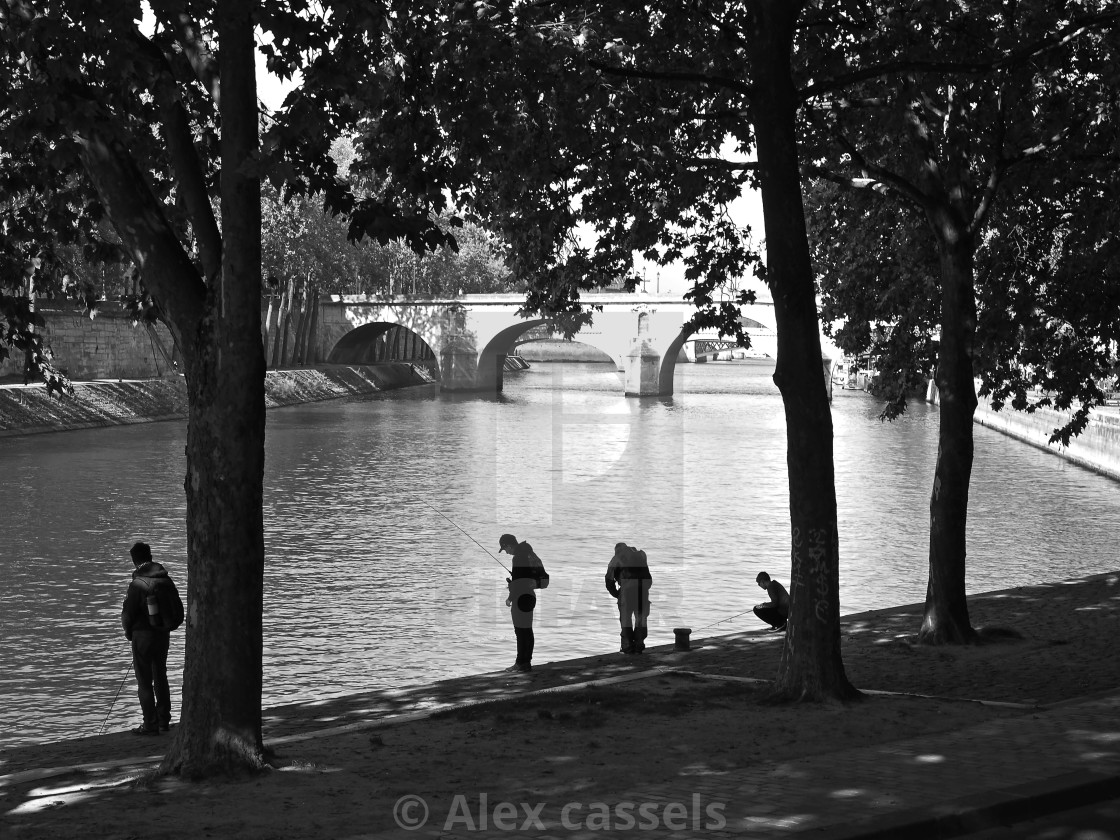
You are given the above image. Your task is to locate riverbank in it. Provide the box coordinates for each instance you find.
[924,380,1120,482]
[0,364,435,437]
[2,571,1117,839]
[518,338,615,363]
[973,393,1120,482]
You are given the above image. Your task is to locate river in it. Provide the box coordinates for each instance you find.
[1,359,1117,749]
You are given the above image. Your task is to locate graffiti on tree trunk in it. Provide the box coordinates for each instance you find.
[793,526,832,623]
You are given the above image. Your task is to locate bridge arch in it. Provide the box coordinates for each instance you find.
[511,325,620,367]
[655,323,698,395]
[477,321,627,389]
[326,322,438,366]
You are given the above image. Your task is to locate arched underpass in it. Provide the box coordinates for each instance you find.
[327,323,437,366]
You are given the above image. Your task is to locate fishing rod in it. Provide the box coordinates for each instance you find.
[414,497,512,575]
[97,661,133,736]
[698,606,761,630]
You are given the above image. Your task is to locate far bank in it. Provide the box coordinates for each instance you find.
[0,364,435,438]
[924,379,1120,483]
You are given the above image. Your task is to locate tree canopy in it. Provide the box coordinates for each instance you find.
[799,0,1120,642]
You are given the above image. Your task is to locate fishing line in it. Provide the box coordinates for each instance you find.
[413,497,512,575]
[413,499,763,631]
[97,661,133,736]
[698,607,760,630]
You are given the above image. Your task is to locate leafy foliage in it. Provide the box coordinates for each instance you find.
[284,2,764,339]
[261,182,513,297]
[975,158,1120,443]
[801,0,1120,442]
[806,181,939,420]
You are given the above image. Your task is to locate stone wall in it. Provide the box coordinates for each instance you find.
[0,364,435,437]
[926,380,1120,482]
[0,305,177,381]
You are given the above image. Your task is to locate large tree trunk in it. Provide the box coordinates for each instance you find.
[918,215,978,645]
[161,0,267,776]
[749,1,857,701]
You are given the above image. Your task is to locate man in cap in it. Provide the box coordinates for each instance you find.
[499,533,548,672]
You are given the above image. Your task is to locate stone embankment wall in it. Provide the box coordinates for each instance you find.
[0,306,178,381]
[925,380,1120,482]
[0,364,435,437]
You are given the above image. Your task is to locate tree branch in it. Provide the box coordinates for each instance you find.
[688,157,758,172]
[803,105,929,208]
[587,59,752,98]
[803,165,925,214]
[130,30,223,283]
[969,164,1003,236]
[801,10,1120,103]
[148,0,221,105]
[76,128,206,353]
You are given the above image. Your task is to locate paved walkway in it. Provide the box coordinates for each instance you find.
[4,669,1118,838]
[343,688,1120,839]
[4,586,1118,838]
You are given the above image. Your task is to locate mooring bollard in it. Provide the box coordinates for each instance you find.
[673,627,691,651]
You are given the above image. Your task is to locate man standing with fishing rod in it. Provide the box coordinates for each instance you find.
[121,541,184,735]
[499,533,549,673]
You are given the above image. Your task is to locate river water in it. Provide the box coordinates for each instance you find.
[1,359,1117,749]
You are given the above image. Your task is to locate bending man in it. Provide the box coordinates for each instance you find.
[605,543,653,654]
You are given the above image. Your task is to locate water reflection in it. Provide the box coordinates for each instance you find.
[1,359,1116,748]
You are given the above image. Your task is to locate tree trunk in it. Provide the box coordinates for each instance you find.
[305,288,320,365]
[918,214,978,645]
[749,1,857,701]
[263,295,275,359]
[271,278,290,368]
[279,275,294,366]
[293,275,311,365]
[160,0,267,776]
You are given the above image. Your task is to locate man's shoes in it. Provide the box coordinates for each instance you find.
[505,662,531,672]
[131,725,160,736]
[158,722,171,732]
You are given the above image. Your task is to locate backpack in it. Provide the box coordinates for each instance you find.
[528,550,550,590]
[139,576,185,631]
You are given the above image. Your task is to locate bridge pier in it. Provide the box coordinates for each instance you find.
[439,335,480,392]
[624,339,663,396]
[624,312,665,396]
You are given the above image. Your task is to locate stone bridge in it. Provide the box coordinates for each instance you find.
[304,291,809,396]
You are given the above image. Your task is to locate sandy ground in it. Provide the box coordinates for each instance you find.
[1,572,1118,839]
